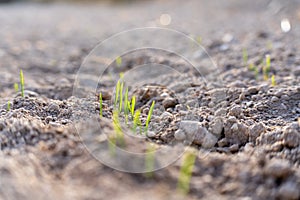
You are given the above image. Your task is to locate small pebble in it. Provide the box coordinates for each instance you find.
[278,182,300,200]
[231,123,239,131]
[174,129,186,141]
[271,96,279,102]
[147,131,156,138]
[229,105,243,117]
[264,159,291,178]
[229,144,239,153]
[218,138,228,147]
[162,97,177,109]
[281,95,289,100]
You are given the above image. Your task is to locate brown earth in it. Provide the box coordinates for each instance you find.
[0,0,300,199]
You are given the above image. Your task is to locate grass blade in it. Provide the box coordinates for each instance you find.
[131,96,136,116]
[14,83,19,93]
[145,144,156,178]
[124,87,129,123]
[114,80,120,109]
[20,70,25,97]
[99,92,103,117]
[112,110,125,147]
[119,82,124,112]
[133,109,141,133]
[7,101,11,111]
[116,56,122,67]
[145,100,155,132]
[177,150,196,195]
[271,75,276,86]
[243,48,248,66]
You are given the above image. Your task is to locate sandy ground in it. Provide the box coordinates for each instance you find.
[0,0,300,199]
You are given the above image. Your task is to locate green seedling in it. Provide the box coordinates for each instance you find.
[271,75,276,86]
[108,135,116,156]
[254,67,259,80]
[248,63,259,79]
[124,87,129,123]
[145,101,155,132]
[177,149,197,195]
[116,56,122,67]
[14,83,19,93]
[196,35,202,44]
[114,80,120,109]
[145,144,156,178]
[248,63,255,71]
[243,48,248,66]
[119,82,124,112]
[266,54,271,70]
[99,92,103,117]
[20,70,25,97]
[7,101,11,111]
[130,96,136,116]
[112,110,125,147]
[133,109,141,133]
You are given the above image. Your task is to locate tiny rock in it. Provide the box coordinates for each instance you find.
[47,102,60,114]
[209,117,224,138]
[282,123,300,148]
[229,105,243,117]
[278,182,300,200]
[162,97,177,109]
[174,129,186,141]
[147,131,157,138]
[248,123,265,144]
[264,159,291,178]
[224,120,249,145]
[179,120,217,148]
[229,144,239,153]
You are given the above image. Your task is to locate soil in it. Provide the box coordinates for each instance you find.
[0,0,300,199]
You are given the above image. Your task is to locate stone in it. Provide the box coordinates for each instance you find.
[147,131,156,138]
[214,108,227,116]
[248,123,265,143]
[224,121,249,145]
[244,142,254,152]
[209,88,227,104]
[47,103,60,114]
[229,144,239,153]
[278,182,300,200]
[282,123,300,148]
[160,111,173,120]
[281,95,289,100]
[15,90,39,98]
[162,97,177,109]
[179,120,217,148]
[174,129,186,141]
[180,121,199,139]
[231,123,238,131]
[170,83,190,93]
[247,87,258,95]
[209,117,224,138]
[229,105,243,117]
[264,159,291,178]
[293,66,300,76]
[193,126,218,148]
[218,138,228,147]
[271,96,279,102]
[228,80,247,88]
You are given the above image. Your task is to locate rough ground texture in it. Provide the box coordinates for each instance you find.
[0,0,300,199]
